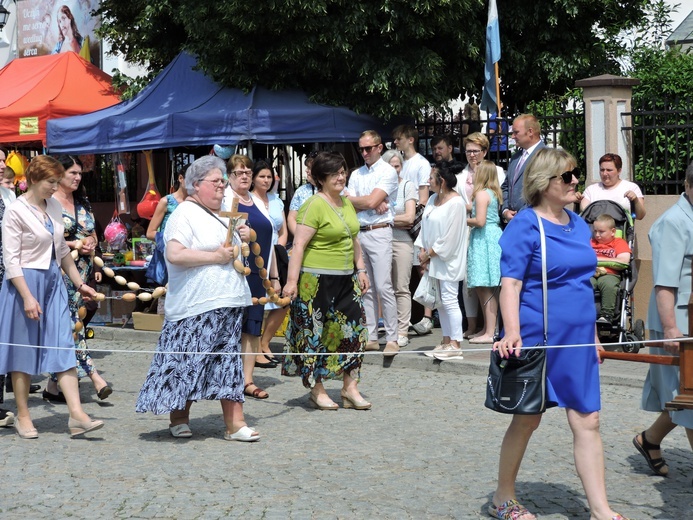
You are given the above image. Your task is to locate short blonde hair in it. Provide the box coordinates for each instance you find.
[513,114,541,135]
[463,132,489,152]
[227,154,253,171]
[360,130,382,144]
[523,148,576,207]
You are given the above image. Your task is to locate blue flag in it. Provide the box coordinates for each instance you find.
[480,0,501,115]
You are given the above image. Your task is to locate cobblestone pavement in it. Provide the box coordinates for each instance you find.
[0,326,691,519]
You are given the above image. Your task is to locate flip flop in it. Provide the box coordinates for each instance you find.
[224,425,260,442]
[488,499,535,520]
[169,423,192,438]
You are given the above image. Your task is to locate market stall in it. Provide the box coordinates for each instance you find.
[0,52,120,146]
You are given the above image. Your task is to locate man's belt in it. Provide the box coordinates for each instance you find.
[359,223,393,232]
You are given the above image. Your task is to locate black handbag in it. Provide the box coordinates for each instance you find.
[408,203,425,240]
[485,210,549,415]
[273,244,289,287]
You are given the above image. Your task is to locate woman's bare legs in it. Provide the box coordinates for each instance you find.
[241,332,267,397]
[169,401,193,427]
[55,368,94,423]
[470,287,498,343]
[257,307,289,364]
[11,372,34,431]
[492,413,542,520]
[566,409,621,520]
[342,372,367,403]
[221,399,257,435]
[309,382,337,407]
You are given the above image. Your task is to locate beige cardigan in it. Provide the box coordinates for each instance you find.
[2,196,70,280]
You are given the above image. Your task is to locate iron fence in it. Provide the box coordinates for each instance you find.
[414,102,586,180]
[623,95,693,195]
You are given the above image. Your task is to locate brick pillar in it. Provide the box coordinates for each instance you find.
[575,74,640,187]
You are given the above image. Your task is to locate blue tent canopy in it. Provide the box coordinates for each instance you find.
[47,52,392,154]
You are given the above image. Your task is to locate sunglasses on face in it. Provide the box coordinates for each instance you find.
[552,167,580,184]
[358,145,379,153]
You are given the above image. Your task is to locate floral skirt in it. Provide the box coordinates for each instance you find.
[282,271,367,388]
[136,307,245,415]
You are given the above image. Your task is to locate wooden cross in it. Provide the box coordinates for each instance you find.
[219,197,248,247]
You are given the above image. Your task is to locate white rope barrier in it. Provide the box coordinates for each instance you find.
[0,335,690,357]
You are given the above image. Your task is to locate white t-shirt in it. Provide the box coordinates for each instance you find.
[347,158,399,226]
[583,179,643,213]
[401,153,431,198]
[163,201,252,322]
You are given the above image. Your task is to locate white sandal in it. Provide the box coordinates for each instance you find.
[224,425,260,442]
[169,423,192,438]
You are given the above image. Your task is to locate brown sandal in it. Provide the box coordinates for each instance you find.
[244,382,269,399]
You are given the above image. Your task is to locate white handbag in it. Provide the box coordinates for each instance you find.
[413,271,442,309]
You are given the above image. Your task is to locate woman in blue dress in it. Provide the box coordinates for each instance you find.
[43,155,112,403]
[0,155,103,439]
[489,148,627,520]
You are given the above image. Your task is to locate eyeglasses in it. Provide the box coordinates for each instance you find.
[200,178,229,188]
[358,145,379,153]
[231,169,252,177]
[328,169,347,178]
[465,149,484,155]
[551,167,580,184]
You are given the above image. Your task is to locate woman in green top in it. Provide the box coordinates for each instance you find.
[282,151,371,411]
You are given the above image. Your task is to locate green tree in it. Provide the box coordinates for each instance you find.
[96,0,649,119]
[621,0,692,192]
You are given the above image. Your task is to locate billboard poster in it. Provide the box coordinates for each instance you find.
[16,1,102,69]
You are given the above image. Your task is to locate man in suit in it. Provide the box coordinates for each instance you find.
[500,114,546,224]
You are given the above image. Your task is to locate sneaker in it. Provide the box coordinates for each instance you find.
[596,316,610,324]
[383,341,400,357]
[433,344,464,361]
[412,317,433,335]
[0,408,15,427]
[424,343,447,358]
[397,335,409,347]
[378,335,387,346]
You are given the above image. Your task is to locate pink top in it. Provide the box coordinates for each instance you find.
[2,197,70,279]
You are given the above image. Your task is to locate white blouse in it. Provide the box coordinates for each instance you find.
[415,194,467,282]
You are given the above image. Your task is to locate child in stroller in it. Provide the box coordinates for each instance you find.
[581,200,645,352]
[590,214,631,323]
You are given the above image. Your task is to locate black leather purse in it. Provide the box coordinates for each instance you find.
[485,210,549,415]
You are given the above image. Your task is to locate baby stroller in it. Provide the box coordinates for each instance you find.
[580,200,645,353]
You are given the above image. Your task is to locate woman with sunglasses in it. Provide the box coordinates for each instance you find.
[579,153,646,220]
[136,156,259,441]
[489,148,627,520]
[223,155,280,400]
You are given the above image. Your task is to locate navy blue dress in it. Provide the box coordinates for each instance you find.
[239,200,273,336]
[499,209,600,413]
